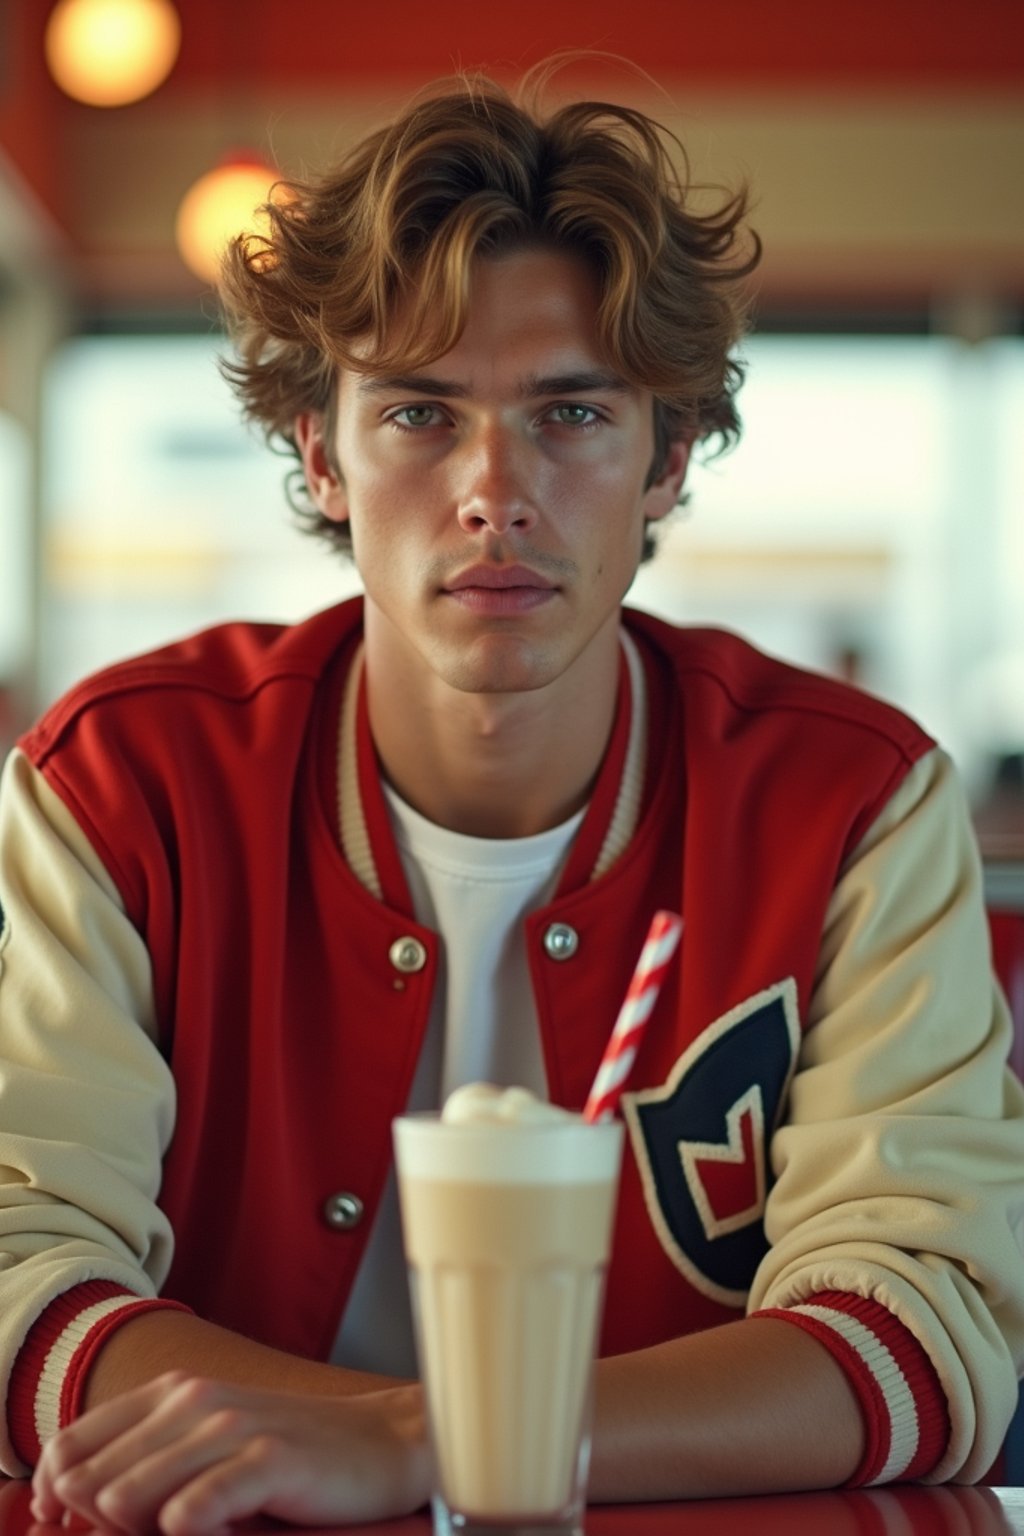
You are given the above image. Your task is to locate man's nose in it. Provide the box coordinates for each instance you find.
[455,425,538,536]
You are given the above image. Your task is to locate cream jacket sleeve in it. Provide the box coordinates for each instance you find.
[752,747,1024,1483]
[0,747,176,1471]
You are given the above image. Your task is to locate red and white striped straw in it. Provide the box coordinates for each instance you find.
[583,910,683,1124]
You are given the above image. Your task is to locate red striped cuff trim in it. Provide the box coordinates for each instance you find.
[751,1290,950,1485]
[8,1281,192,1467]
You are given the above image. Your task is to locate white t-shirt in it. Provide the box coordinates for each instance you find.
[330,791,583,1376]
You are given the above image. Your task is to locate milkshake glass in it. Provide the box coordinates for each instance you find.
[394,1086,623,1536]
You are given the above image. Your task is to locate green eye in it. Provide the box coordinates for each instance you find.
[552,404,597,427]
[395,405,438,429]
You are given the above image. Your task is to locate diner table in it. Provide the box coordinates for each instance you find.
[1,1479,1023,1536]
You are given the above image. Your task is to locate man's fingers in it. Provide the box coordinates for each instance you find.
[35,1375,249,1533]
[158,1440,287,1536]
[29,1379,431,1533]
[27,1484,64,1525]
[33,1372,191,1515]
[88,1433,251,1536]
[48,1422,252,1536]
[37,1373,190,1473]
[158,1434,394,1536]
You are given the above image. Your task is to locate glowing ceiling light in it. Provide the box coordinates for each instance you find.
[175,155,282,286]
[45,0,181,108]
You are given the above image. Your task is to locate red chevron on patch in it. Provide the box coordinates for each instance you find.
[678,1085,767,1241]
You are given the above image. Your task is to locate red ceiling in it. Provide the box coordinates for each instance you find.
[112,0,1024,90]
[2,0,1022,270]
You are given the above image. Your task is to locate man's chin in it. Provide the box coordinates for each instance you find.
[434,637,565,698]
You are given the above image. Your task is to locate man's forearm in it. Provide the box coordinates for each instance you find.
[81,1310,865,1501]
[589,1317,864,1500]
[81,1308,408,1410]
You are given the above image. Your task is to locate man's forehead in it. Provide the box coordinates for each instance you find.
[337,245,628,400]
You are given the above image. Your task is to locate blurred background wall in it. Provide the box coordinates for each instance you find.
[1,0,1023,842]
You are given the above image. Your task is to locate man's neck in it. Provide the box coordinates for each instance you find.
[363,631,622,840]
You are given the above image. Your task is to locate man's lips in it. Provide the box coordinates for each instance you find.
[441,565,559,613]
[443,565,557,592]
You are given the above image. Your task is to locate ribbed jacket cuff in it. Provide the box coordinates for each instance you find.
[9,1280,193,1467]
[751,1289,950,1485]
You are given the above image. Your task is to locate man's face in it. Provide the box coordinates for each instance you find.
[297,246,690,701]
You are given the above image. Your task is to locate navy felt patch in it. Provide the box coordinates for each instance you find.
[623,979,800,1306]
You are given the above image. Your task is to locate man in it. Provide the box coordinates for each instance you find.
[1,72,1022,1533]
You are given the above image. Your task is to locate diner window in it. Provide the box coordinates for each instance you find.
[37,328,1024,795]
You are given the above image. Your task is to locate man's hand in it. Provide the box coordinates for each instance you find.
[30,1373,431,1534]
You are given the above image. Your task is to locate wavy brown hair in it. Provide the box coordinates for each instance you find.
[219,67,760,559]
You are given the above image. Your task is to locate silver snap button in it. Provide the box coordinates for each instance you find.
[322,1192,364,1230]
[543,922,579,961]
[389,936,427,974]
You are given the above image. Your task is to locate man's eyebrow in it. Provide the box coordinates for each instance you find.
[355,370,631,399]
[356,375,470,398]
[518,370,631,398]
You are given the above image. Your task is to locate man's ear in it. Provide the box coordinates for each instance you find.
[644,436,693,524]
[294,412,349,524]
